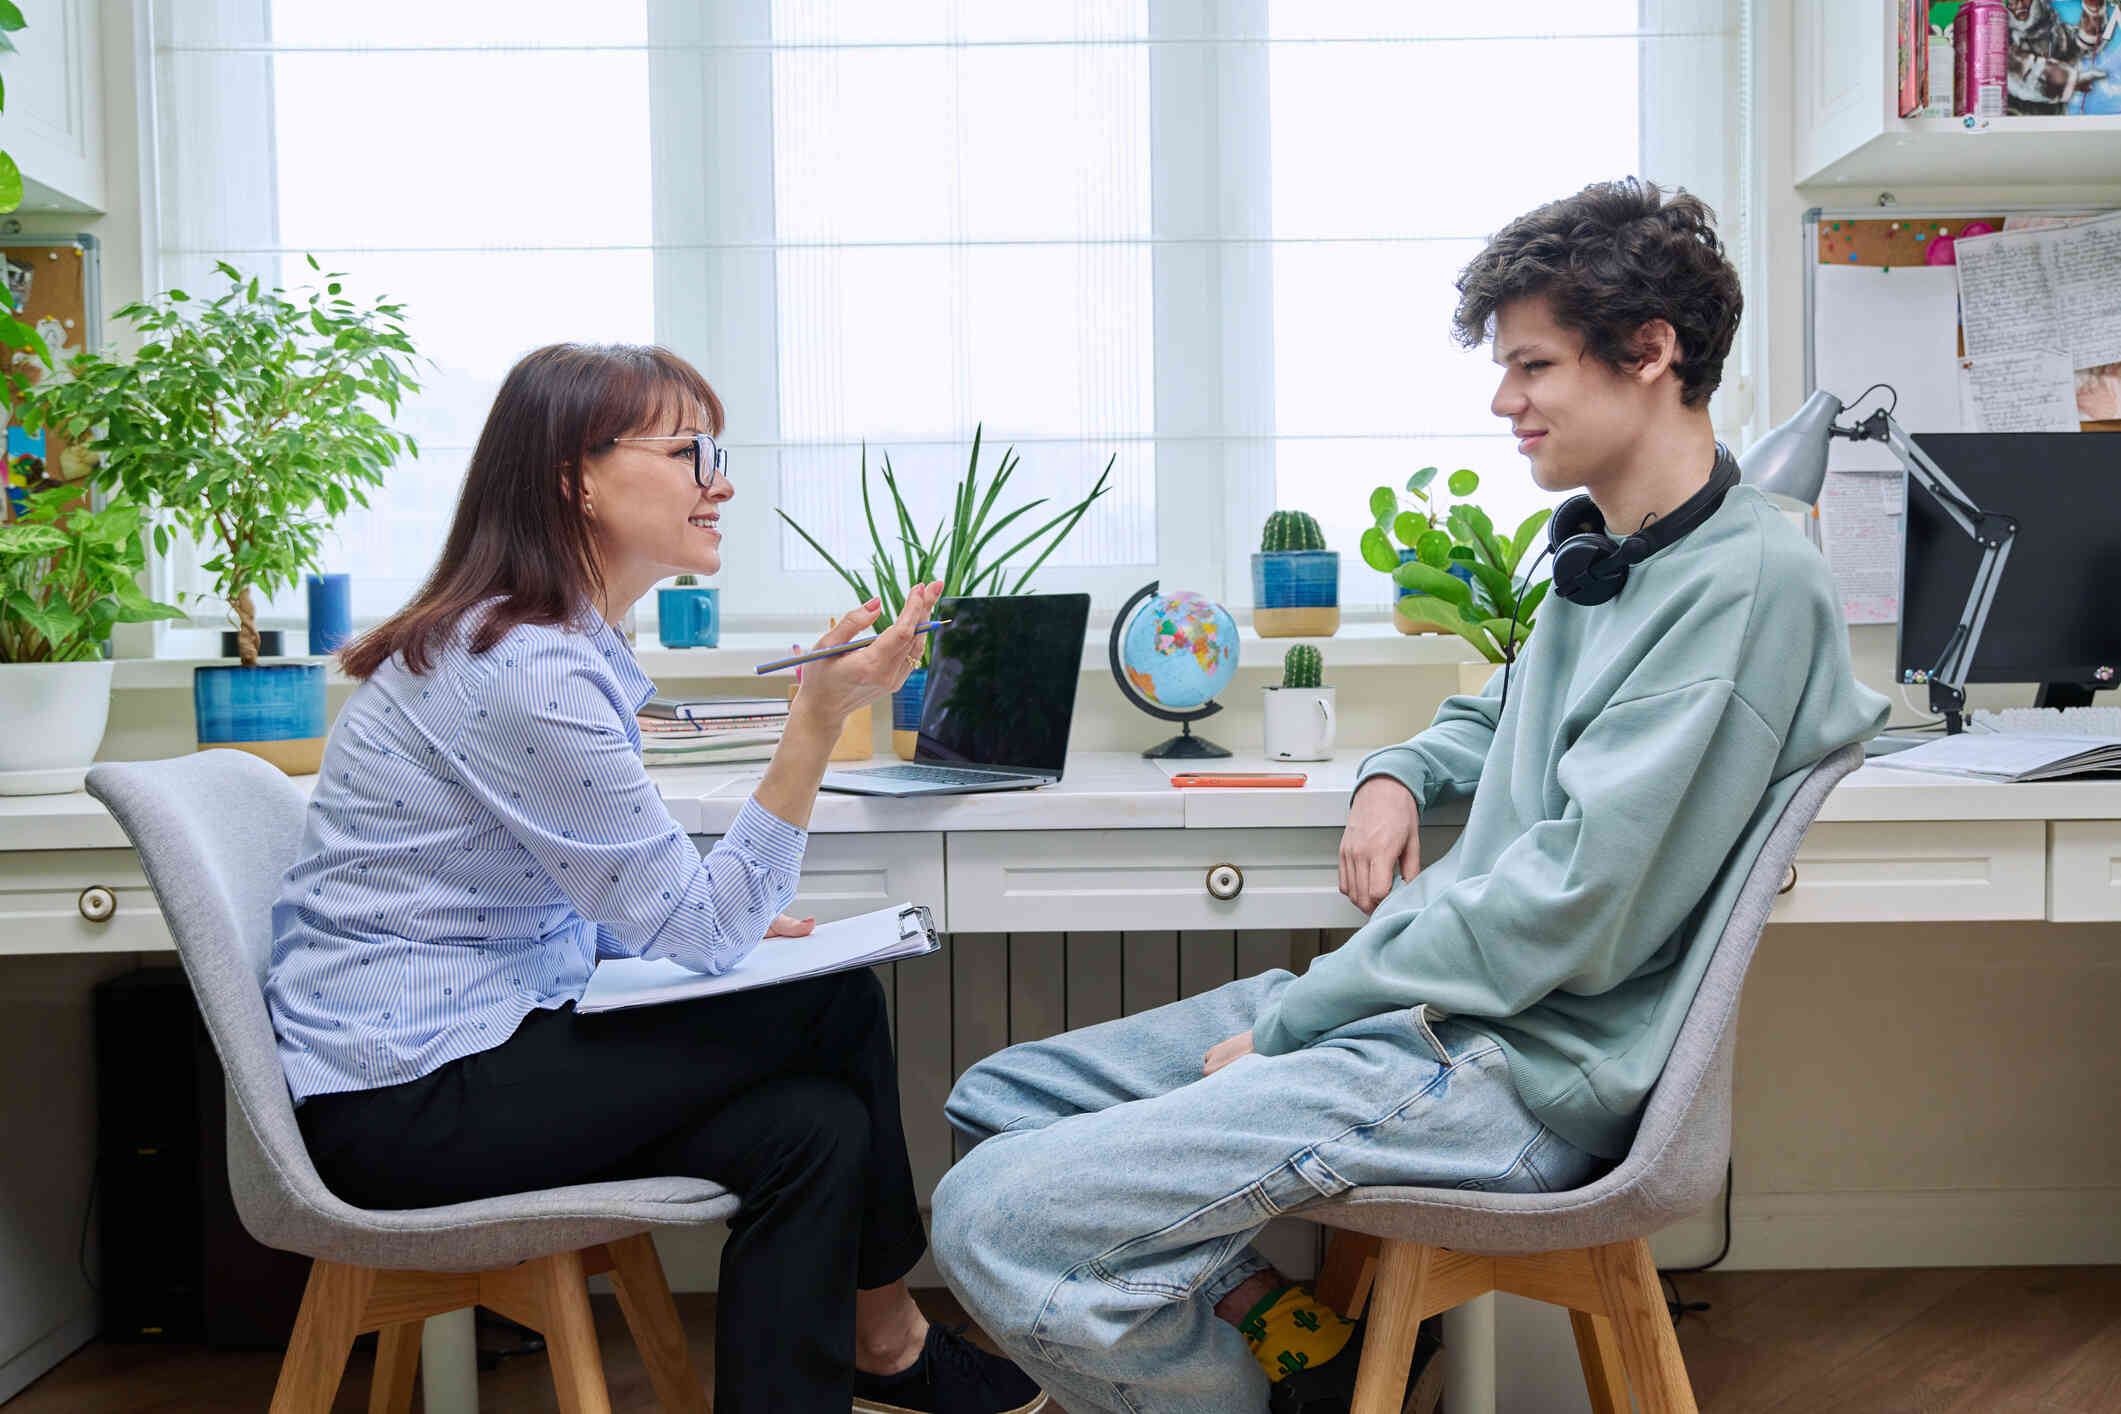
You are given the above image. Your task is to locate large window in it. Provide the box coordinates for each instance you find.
[144,0,1745,641]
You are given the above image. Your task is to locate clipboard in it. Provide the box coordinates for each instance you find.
[576,902,941,1013]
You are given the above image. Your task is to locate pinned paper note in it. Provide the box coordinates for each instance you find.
[1818,471,1905,625]
[1957,350,2083,432]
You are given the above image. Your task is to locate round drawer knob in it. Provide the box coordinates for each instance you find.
[1780,864,1799,896]
[1205,864,1244,901]
[78,885,117,923]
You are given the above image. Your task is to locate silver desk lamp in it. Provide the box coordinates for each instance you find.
[1738,388,2018,735]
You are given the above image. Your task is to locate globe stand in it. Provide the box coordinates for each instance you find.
[1107,579,1236,760]
[1141,719,1231,760]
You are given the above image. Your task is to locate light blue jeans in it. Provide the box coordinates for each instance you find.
[933,970,1601,1414]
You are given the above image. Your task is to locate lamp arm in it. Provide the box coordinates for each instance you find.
[1860,412,2020,732]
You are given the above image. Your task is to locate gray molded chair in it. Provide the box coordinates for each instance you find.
[1302,743,1865,1414]
[87,750,733,1414]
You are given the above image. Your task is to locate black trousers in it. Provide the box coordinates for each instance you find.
[297,967,927,1414]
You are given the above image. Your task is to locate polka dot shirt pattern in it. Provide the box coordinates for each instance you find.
[265,602,806,1104]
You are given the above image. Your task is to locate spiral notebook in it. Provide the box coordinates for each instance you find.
[576,903,941,1012]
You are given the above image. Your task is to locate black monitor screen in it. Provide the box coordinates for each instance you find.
[1898,433,2121,689]
[915,594,1091,771]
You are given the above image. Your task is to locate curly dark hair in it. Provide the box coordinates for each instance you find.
[1452,178,1742,408]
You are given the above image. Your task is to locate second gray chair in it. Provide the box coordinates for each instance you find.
[87,749,736,1414]
[1300,742,1866,1414]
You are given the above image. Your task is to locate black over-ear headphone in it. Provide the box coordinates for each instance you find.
[1496,445,1741,717]
[1547,445,1741,607]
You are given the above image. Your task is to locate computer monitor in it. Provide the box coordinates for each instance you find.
[1898,433,2121,708]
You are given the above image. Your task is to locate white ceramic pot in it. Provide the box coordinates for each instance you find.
[0,658,115,794]
[1262,684,1336,762]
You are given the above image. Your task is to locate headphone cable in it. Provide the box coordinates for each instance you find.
[1497,541,1555,718]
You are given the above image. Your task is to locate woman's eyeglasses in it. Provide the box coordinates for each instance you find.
[608,432,728,492]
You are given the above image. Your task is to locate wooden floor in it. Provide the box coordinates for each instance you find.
[12,1269,2121,1413]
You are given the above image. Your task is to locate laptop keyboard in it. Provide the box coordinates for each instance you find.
[845,764,1014,785]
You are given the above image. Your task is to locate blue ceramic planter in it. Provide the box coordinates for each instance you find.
[1252,550,1341,637]
[194,662,327,774]
[1251,550,1340,609]
[890,666,930,760]
[657,586,720,648]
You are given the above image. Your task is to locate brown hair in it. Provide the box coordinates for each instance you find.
[1451,177,1742,408]
[338,343,725,680]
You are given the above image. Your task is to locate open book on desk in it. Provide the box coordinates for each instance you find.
[576,903,940,1013]
[1868,731,2121,783]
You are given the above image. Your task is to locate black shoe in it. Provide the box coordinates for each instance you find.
[850,1323,1049,1414]
[1266,1313,1443,1414]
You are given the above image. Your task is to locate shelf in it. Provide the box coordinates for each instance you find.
[1800,115,2121,189]
[107,620,1488,691]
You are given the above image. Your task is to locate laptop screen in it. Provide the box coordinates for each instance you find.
[914,594,1091,773]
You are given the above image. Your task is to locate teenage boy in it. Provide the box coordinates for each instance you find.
[932,178,1889,1414]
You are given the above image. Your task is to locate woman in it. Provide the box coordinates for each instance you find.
[266,344,1046,1414]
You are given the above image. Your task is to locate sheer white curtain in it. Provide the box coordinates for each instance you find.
[142,0,1745,640]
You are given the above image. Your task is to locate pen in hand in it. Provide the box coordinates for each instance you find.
[755,621,952,676]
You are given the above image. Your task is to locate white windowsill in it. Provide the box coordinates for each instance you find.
[110,620,1486,690]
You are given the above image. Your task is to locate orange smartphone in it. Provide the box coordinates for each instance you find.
[1169,772,1307,788]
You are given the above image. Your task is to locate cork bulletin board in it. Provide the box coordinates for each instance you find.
[1808,209,2121,432]
[1,235,101,521]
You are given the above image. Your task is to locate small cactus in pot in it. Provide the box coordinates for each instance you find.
[1252,509,1340,638]
[1263,643,1334,760]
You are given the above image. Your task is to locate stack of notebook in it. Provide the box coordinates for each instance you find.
[636,695,791,766]
[1868,730,2121,783]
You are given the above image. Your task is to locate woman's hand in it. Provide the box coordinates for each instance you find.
[1203,1030,1255,1077]
[788,580,947,732]
[765,912,817,939]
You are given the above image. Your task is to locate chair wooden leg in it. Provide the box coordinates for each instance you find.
[535,1249,616,1414]
[1349,1240,1434,1414]
[606,1233,709,1414]
[1588,1239,1698,1414]
[1568,1309,1632,1414]
[367,1319,423,1414]
[1316,1231,1383,1319]
[270,1259,375,1414]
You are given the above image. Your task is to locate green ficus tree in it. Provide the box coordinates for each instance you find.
[0,487,185,662]
[18,259,420,665]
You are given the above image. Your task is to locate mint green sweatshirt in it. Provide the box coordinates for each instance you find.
[1251,484,1890,1158]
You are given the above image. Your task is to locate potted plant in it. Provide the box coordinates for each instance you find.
[1391,475,1554,666]
[19,258,420,774]
[1252,509,1339,638]
[779,425,1114,759]
[0,487,186,793]
[657,572,719,649]
[1262,643,1335,761]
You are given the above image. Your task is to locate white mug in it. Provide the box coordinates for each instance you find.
[1262,685,1335,761]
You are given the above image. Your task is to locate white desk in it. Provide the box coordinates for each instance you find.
[4,751,2118,1414]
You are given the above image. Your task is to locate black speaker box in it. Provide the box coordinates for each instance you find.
[94,967,312,1348]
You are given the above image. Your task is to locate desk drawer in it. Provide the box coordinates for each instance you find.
[2048,822,2121,922]
[0,848,173,955]
[1772,820,2047,924]
[702,830,947,932]
[945,827,1457,934]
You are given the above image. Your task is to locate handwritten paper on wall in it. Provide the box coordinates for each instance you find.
[1957,210,2121,421]
[1818,471,1905,626]
[1958,350,2083,432]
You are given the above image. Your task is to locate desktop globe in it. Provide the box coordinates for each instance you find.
[1107,583,1240,758]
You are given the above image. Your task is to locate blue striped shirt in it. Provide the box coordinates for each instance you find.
[265,600,806,1104]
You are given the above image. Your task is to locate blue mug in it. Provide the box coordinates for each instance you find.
[657,586,720,648]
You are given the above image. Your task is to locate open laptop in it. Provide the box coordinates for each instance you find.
[819,592,1090,797]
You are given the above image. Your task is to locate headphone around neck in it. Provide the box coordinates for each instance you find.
[1496,444,1741,717]
[1546,445,1741,607]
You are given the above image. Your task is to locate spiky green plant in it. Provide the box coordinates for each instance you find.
[1261,509,1326,552]
[1281,643,1322,689]
[674,573,698,586]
